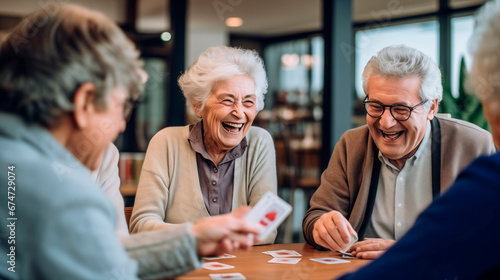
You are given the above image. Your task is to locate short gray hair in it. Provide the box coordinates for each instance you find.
[0,4,143,128]
[362,44,442,111]
[178,46,268,117]
[468,0,500,113]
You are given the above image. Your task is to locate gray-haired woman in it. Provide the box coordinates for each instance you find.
[130,46,278,244]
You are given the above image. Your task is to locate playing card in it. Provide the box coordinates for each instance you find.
[262,251,271,255]
[204,253,237,260]
[268,257,301,264]
[202,262,235,270]
[341,254,357,259]
[340,232,358,253]
[245,192,292,240]
[267,250,302,258]
[209,272,246,279]
[310,258,350,264]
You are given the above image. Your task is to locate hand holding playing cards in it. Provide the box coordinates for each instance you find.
[191,206,262,257]
[312,210,357,252]
[348,238,395,259]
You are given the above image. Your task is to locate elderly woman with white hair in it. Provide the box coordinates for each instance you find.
[130,46,278,244]
[336,1,500,279]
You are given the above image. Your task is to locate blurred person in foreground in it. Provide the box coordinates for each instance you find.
[91,143,129,238]
[303,44,496,259]
[0,4,261,280]
[130,46,278,244]
[336,1,500,279]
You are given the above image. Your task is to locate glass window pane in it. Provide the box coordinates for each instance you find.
[136,58,168,150]
[449,0,486,9]
[355,20,439,97]
[311,36,324,102]
[264,39,311,108]
[451,15,474,97]
[354,0,438,23]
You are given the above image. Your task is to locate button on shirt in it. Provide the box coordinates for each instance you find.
[188,122,247,216]
[364,121,433,240]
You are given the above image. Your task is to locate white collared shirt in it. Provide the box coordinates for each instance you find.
[364,120,433,240]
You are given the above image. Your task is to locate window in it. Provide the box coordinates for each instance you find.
[265,39,309,108]
[451,15,474,96]
[355,20,439,97]
[264,37,323,109]
[115,57,168,152]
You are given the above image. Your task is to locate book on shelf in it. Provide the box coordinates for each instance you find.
[118,153,145,187]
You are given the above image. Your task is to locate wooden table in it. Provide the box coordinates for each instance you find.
[176,243,371,280]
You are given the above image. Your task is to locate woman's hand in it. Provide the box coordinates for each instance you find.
[191,206,262,257]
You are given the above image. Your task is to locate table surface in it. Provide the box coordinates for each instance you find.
[176,243,371,280]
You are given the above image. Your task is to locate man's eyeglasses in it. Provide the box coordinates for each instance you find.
[363,97,427,121]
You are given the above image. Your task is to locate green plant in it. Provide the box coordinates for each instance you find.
[439,56,490,131]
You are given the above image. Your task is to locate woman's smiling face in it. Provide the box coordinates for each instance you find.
[196,75,257,155]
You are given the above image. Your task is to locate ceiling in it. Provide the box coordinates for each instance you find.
[136,0,486,36]
[0,0,487,36]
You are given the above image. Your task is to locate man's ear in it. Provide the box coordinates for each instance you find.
[73,83,97,129]
[427,99,439,120]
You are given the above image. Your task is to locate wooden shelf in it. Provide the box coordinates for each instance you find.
[120,184,138,197]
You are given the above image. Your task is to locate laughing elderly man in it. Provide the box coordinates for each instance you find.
[303,44,495,259]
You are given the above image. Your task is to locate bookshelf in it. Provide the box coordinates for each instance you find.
[118,152,145,206]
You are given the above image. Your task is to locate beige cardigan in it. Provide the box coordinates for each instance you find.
[130,125,278,244]
[303,117,496,246]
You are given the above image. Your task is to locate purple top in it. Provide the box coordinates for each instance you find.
[188,121,247,215]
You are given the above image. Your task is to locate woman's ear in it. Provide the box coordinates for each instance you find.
[73,83,97,129]
[192,103,201,118]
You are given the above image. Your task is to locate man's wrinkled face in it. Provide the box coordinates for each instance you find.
[366,76,437,162]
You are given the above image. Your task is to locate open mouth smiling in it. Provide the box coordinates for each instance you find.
[381,130,404,140]
[222,122,244,134]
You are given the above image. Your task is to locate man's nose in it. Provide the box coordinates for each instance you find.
[378,108,397,128]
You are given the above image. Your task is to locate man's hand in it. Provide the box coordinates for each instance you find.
[312,210,357,252]
[191,206,262,257]
[348,238,395,259]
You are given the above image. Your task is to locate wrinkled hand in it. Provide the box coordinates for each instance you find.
[348,238,395,259]
[191,206,262,257]
[312,210,357,252]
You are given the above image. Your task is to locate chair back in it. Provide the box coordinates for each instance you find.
[124,206,134,227]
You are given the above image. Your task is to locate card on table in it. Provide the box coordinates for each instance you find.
[203,262,235,270]
[245,192,292,240]
[268,257,301,264]
[209,272,246,279]
[204,253,237,260]
[267,249,302,258]
[310,258,350,264]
